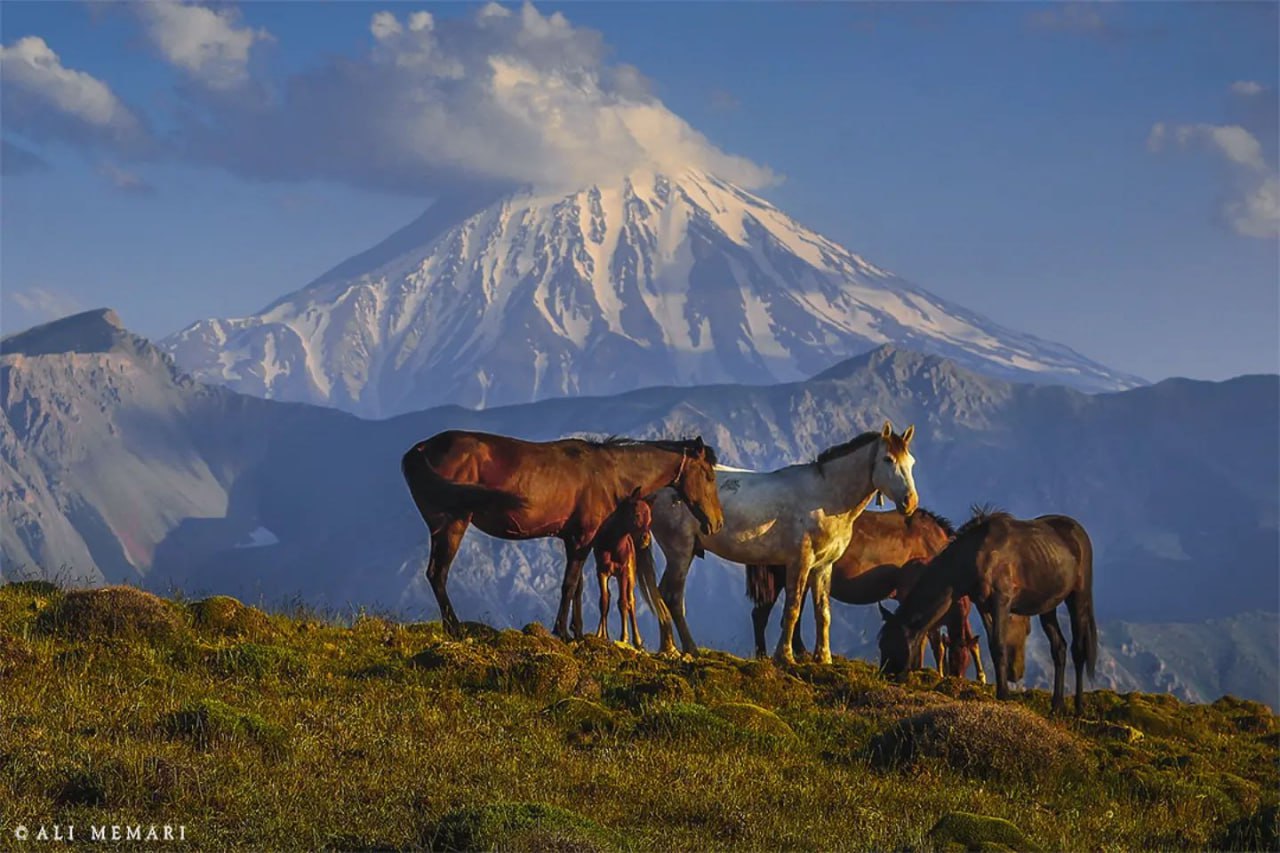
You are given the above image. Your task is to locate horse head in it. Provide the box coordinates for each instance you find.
[872,421,918,517]
[622,486,653,549]
[877,583,952,676]
[673,436,725,536]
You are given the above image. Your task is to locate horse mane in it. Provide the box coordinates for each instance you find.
[954,503,1012,539]
[813,431,880,471]
[594,435,719,466]
[911,507,956,538]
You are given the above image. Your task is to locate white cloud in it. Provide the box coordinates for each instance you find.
[1149,121,1279,239]
[7,287,83,322]
[0,36,144,145]
[1223,174,1279,239]
[135,1,271,90]
[174,3,777,194]
[1230,80,1265,97]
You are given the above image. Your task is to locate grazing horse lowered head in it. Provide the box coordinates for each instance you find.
[878,508,1097,715]
[401,430,723,640]
[638,421,919,663]
[591,487,653,647]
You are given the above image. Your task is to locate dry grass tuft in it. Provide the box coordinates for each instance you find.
[189,595,274,639]
[870,701,1089,783]
[36,585,186,645]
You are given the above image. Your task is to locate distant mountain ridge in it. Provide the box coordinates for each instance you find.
[3,311,1275,705]
[162,169,1141,418]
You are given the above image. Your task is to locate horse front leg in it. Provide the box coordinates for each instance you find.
[926,628,945,674]
[987,598,1010,700]
[809,564,834,665]
[623,571,641,649]
[595,570,611,640]
[774,558,813,666]
[553,546,590,641]
[969,636,987,684]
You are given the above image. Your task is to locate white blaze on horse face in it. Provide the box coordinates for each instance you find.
[874,445,918,515]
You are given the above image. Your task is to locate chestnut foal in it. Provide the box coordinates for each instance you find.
[593,488,653,647]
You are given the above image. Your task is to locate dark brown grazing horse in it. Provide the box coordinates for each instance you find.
[402,431,724,640]
[592,487,653,646]
[878,509,1097,714]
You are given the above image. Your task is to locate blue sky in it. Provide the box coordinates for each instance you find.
[1,1,1276,382]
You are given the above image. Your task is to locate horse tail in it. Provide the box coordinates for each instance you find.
[745,565,782,607]
[634,540,672,628]
[1078,523,1098,680]
[400,444,524,517]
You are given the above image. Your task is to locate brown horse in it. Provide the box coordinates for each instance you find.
[592,488,652,646]
[878,509,1097,714]
[402,431,724,640]
[746,509,972,669]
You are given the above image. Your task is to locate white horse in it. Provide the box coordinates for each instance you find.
[637,422,919,664]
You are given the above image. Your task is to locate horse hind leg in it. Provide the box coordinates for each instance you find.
[1064,593,1093,715]
[809,565,834,665]
[1039,608,1069,714]
[657,540,699,655]
[425,515,470,637]
[552,547,590,642]
[749,565,781,659]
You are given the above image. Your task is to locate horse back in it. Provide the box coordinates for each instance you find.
[982,515,1090,610]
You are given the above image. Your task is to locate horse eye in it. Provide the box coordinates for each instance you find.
[883,455,893,464]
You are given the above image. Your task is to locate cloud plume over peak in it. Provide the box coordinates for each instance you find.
[135,0,272,91]
[1149,83,1279,240]
[169,2,775,195]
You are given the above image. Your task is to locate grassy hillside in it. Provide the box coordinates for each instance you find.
[1,583,1276,851]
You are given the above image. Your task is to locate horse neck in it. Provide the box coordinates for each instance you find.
[605,445,682,498]
[814,440,879,513]
[910,516,951,561]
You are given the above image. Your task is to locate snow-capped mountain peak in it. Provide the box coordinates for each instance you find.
[163,169,1140,417]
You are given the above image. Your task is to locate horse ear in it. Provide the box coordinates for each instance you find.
[881,421,893,440]
[903,424,915,444]
[630,486,643,499]
[693,435,705,450]
[878,602,893,621]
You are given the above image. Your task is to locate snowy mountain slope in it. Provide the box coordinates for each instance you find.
[164,169,1141,418]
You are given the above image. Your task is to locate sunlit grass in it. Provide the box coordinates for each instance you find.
[0,582,1275,851]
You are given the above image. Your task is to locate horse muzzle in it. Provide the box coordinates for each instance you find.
[897,493,918,517]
